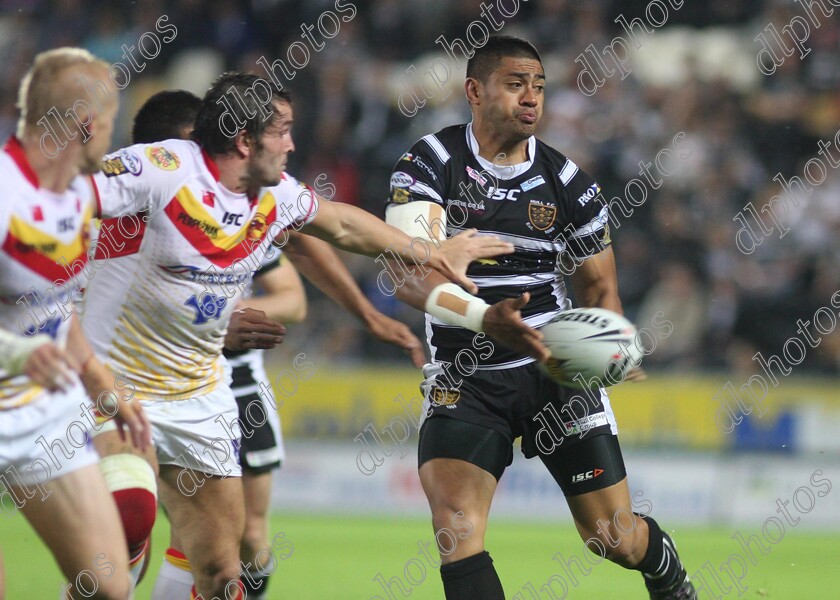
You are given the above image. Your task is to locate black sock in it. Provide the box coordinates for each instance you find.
[440,551,505,600]
[633,514,684,592]
[242,570,270,598]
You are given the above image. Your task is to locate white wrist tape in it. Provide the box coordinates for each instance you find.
[0,329,52,375]
[424,283,489,332]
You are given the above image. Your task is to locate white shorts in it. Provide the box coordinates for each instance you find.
[142,385,242,479]
[0,381,99,498]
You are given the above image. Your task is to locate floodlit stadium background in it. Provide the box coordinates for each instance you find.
[1,1,838,598]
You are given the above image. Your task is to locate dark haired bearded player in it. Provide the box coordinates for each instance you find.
[120,88,433,600]
[385,36,696,600]
[81,71,539,600]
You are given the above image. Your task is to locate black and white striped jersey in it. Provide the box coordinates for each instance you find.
[386,123,611,370]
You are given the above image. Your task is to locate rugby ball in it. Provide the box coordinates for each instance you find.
[538,307,643,388]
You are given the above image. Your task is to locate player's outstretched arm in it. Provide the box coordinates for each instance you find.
[569,246,645,380]
[299,196,478,293]
[284,231,425,367]
[67,315,152,450]
[394,269,549,362]
[385,202,515,276]
[437,228,514,274]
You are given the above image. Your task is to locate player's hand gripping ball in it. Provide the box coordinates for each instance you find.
[538,307,643,388]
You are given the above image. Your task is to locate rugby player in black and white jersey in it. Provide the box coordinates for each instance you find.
[385,36,696,599]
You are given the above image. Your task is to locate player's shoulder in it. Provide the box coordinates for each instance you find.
[103,138,198,177]
[533,138,595,191]
[0,148,19,183]
[267,171,311,199]
[405,123,467,166]
[533,138,574,173]
[263,171,317,222]
[0,137,36,191]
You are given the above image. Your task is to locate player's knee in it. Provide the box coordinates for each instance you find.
[100,454,157,553]
[77,572,132,600]
[580,521,645,568]
[432,506,482,535]
[203,562,243,595]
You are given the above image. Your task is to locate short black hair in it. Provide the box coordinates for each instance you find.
[466,36,542,83]
[192,72,291,155]
[132,90,201,144]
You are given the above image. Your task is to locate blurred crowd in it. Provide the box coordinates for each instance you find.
[1,0,838,373]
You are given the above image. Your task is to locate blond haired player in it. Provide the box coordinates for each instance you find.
[0,47,150,600]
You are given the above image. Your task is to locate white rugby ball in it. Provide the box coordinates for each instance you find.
[538,307,643,388]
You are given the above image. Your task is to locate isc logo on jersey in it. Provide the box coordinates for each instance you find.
[222,212,244,226]
[486,187,520,201]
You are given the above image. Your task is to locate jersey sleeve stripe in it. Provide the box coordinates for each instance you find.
[421,134,451,164]
[469,273,557,288]
[410,181,443,201]
[558,159,579,185]
[567,205,608,239]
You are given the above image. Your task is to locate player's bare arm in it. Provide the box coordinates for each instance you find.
[298,195,478,293]
[394,267,548,362]
[68,315,152,450]
[568,246,622,313]
[437,229,515,275]
[385,199,547,361]
[283,231,425,368]
[569,247,646,380]
[237,254,307,323]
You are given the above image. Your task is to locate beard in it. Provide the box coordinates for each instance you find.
[79,153,103,175]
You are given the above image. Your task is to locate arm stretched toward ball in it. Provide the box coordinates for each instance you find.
[569,247,646,381]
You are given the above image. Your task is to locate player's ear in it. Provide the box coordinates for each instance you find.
[465,77,481,106]
[234,130,251,157]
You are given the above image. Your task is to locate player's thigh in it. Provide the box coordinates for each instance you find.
[20,463,129,589]
[418,416,509,514]
[157,464,245,563]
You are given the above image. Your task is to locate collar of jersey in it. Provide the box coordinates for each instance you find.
[466,122,535,181]
[4,136,40,188]
[201,147,258,205]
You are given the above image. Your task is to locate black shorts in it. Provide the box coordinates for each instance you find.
[417,362,625,495]
[226,350,285,474]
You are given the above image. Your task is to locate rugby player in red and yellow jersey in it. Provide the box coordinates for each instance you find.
[0,47,149,600]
